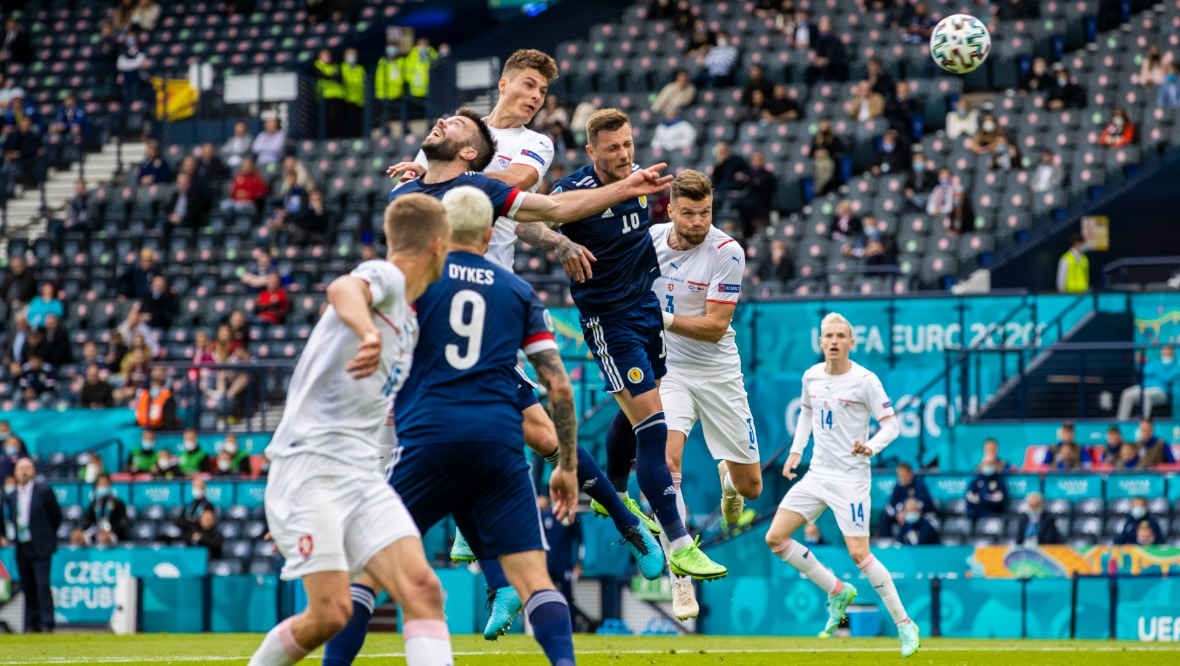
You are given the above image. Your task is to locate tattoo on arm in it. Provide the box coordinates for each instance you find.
[516,221,578,257]
[528,348,577,470]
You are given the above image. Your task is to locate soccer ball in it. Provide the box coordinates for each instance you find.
[929,14,991,75]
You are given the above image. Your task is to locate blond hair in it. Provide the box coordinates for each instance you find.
[384,193,449,255]
[442,186,494,246]
[821,312,853,336]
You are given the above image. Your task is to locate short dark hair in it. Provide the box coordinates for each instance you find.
[1061,422,1076,432]
[1069,234,1084,246]
[671,169,713,203]
[503,49,558,83]
[456,107,496,173]
[897,461,913,473]
[96,473,111,485]
[586,108,631,147]
[385,193,449,255]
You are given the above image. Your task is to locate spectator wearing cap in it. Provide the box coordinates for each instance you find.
[1114,498,1163,545]
[1015,492,1063,546]
[70,473,130,546]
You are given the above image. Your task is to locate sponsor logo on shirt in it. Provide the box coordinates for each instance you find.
[718,283,741,293]
[521,149,546,166]
[601,207,614,218]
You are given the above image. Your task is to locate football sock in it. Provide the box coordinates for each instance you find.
[403,619,454,665]
[577,444,638,531]
[605,409,637,493]
[772,539,841,595]
[525,589,576,666]
[858,555,910,625]
[633,412,688,543]
[248,617,308,666]
[663,473,690,583]
[321,584,375,666]
[480,558,510,590]
[720,466,737,494]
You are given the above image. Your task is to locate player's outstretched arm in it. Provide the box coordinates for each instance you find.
[663,301,736,343]
[515,222,598,282]
[325,275,381,379]
[513,163,673,224]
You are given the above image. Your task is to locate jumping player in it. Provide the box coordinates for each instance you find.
[764,312,920,657]
[247,194,452,666]
[551,109,727,582]
[647,170,763,620]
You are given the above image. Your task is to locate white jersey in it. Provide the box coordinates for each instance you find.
[416,124,554,270]
[266,260,418,469]
[798,361,895,480]
[649,223,745,371]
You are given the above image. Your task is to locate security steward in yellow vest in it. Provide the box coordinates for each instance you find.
[313,48,347,138]
[1056,233,1090,293]
[375,41,406,126]
[340,48,366,136]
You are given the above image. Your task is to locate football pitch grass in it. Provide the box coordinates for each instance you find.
[2,634,1179,665]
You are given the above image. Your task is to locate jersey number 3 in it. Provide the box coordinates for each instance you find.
[445,290,486,370]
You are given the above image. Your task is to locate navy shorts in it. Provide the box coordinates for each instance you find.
[389,440,546,559]
[580,293,667,396]
[514,365,540,412]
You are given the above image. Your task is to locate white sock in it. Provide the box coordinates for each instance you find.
[404,619,454,665]
[720,464,736,494]
[858,554,910,625]
[663,474,690,582]
[772,539,841,595]
[617,491,629,501]
[248,617,307,666]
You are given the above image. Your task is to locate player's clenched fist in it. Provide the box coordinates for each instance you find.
[850,441,873,457]
[782,452,802,480]
[347,331,382,379]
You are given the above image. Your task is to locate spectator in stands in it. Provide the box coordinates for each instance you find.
[0,17,31,66]
[255,273,289,328]
[1,313,32,370]
[1031,149,1065,193]
[0,426,27,484]
[533,95,573,151]
[1157,63,1180,108]
[777,7,811,49]
[802,522,824,545]
[143,275,178,331]
[1114,498,1162,545]
[903,150,935,211]
[896,498,939,545]
[1048,67,1086,110]
[968,113,1001,154]
[374,39,405,129]
[70,473,130,547]
[965,459,1008,518]
[222,123,253,170]
[926,168,960,217]
[900,2,937,43]
[60,179,93,236]
[865,57,895,97]
[163,171,209,235]
[1050,440,1091,472]
[2,115,43,190]
[128,429,159,474]
[2,256,37,308]
[187,508,224,560]
[870,128,910,175]
[741,65,775,107]
[804,15,847,85]
[1098,108,1135,148]
[220,434,252,475]
[1118,345,1177,420]
[1113,438,1144,470]
[285,187,329,246]
[886,81,918,138]
[211,450,241,478]
[844,80,884,122]
[134,366,178,430]
[946,99,979,140]
[1021,57,1054,93]
[136,141,172,186]
[152,449,181,479]
[240,249,276,292]
[881,461,933,536]
[1101,425,1126,464]
[1056,233,1090,294]
[737,151,777,238]
[105,330,129,372]
[856,216,897,267]
[651,108,697,152]
[648,0,680,21]
[112,345,149,404]
[18,354,56,404]
[685,18,716,56]
[195,143,227,185]
[762,85,801,122]
[176,477,215,535]
[268,171,308,242]
[3,458,61,633]
[116,36,147,108]
[1138,419,1176,468]
[221,158,268,214]
[810,116,846,158]
[1015,491,1063,546]
[1137,46,1169,88]
[989,134,1021,171]
[74,341,108,380]
[130,0,161,33]
[40,315,71,371]
[178,429,211,476]
[695,32,740,89]
[76,365,113,410]
[755,239,795,284]
[651,70,696,115]
[94,22,120,100]
[26,282,63,329]
[743,89,771,123]
[340,49,366,126]
[829,200,862,242]
[710,141,749,209]
[18,327,45,366]
[977,438,1015,472]
[50,94,89,145]
[251,117,286,167]
[404,38,437,109]
[118,305,160,357]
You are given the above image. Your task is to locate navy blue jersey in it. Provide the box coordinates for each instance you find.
[388,172,525,220]
[553,164,660,317]
[395,250,557,445]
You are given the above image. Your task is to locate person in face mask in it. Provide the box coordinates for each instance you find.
[945,98,979,140]
[1115,497,1162,545]
[339,47,366,134]
[1015,492,1063,546]
[128,428,159,474]
[895,498,939,545]
[1,426,28,484]
[1098,107,1135,148]
[177,429,210,476]
[1157,62,1180,109]
[1118,345,1179,421]
[1048,66,1086,110]
[211,450,240,478]
[802,523,825,546]
[220,434,252,475]
[965,451,1009,519]
[176,476,214,536]
[77,452,105,484]
[1024,57,1055,92]
[375,40,406,128]
[151,448,181,480]
[968,113,1000,154]
[70,473,129,546]
[882,462,933,536]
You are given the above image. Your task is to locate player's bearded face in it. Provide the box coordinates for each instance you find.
[588,126,635,183]
[671,198,712,246]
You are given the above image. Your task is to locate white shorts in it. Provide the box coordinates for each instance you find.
[265,452,420,580]
[661,367,760,465]
[778,472,872,537]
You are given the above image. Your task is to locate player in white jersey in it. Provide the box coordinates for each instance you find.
[646,170,762,621]
[247,194,453,666]
[763,313,920,658]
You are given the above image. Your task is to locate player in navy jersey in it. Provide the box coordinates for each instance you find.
[551,109,727,581]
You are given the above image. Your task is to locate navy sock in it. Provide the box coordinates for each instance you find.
[633,412,687,542]
[577,444,638,531]
[605,409,637,492]
[481,557,510,590]
[322,583,375,666]
[525,589,576,666]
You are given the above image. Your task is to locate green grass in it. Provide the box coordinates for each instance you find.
[2,634,1179,665]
